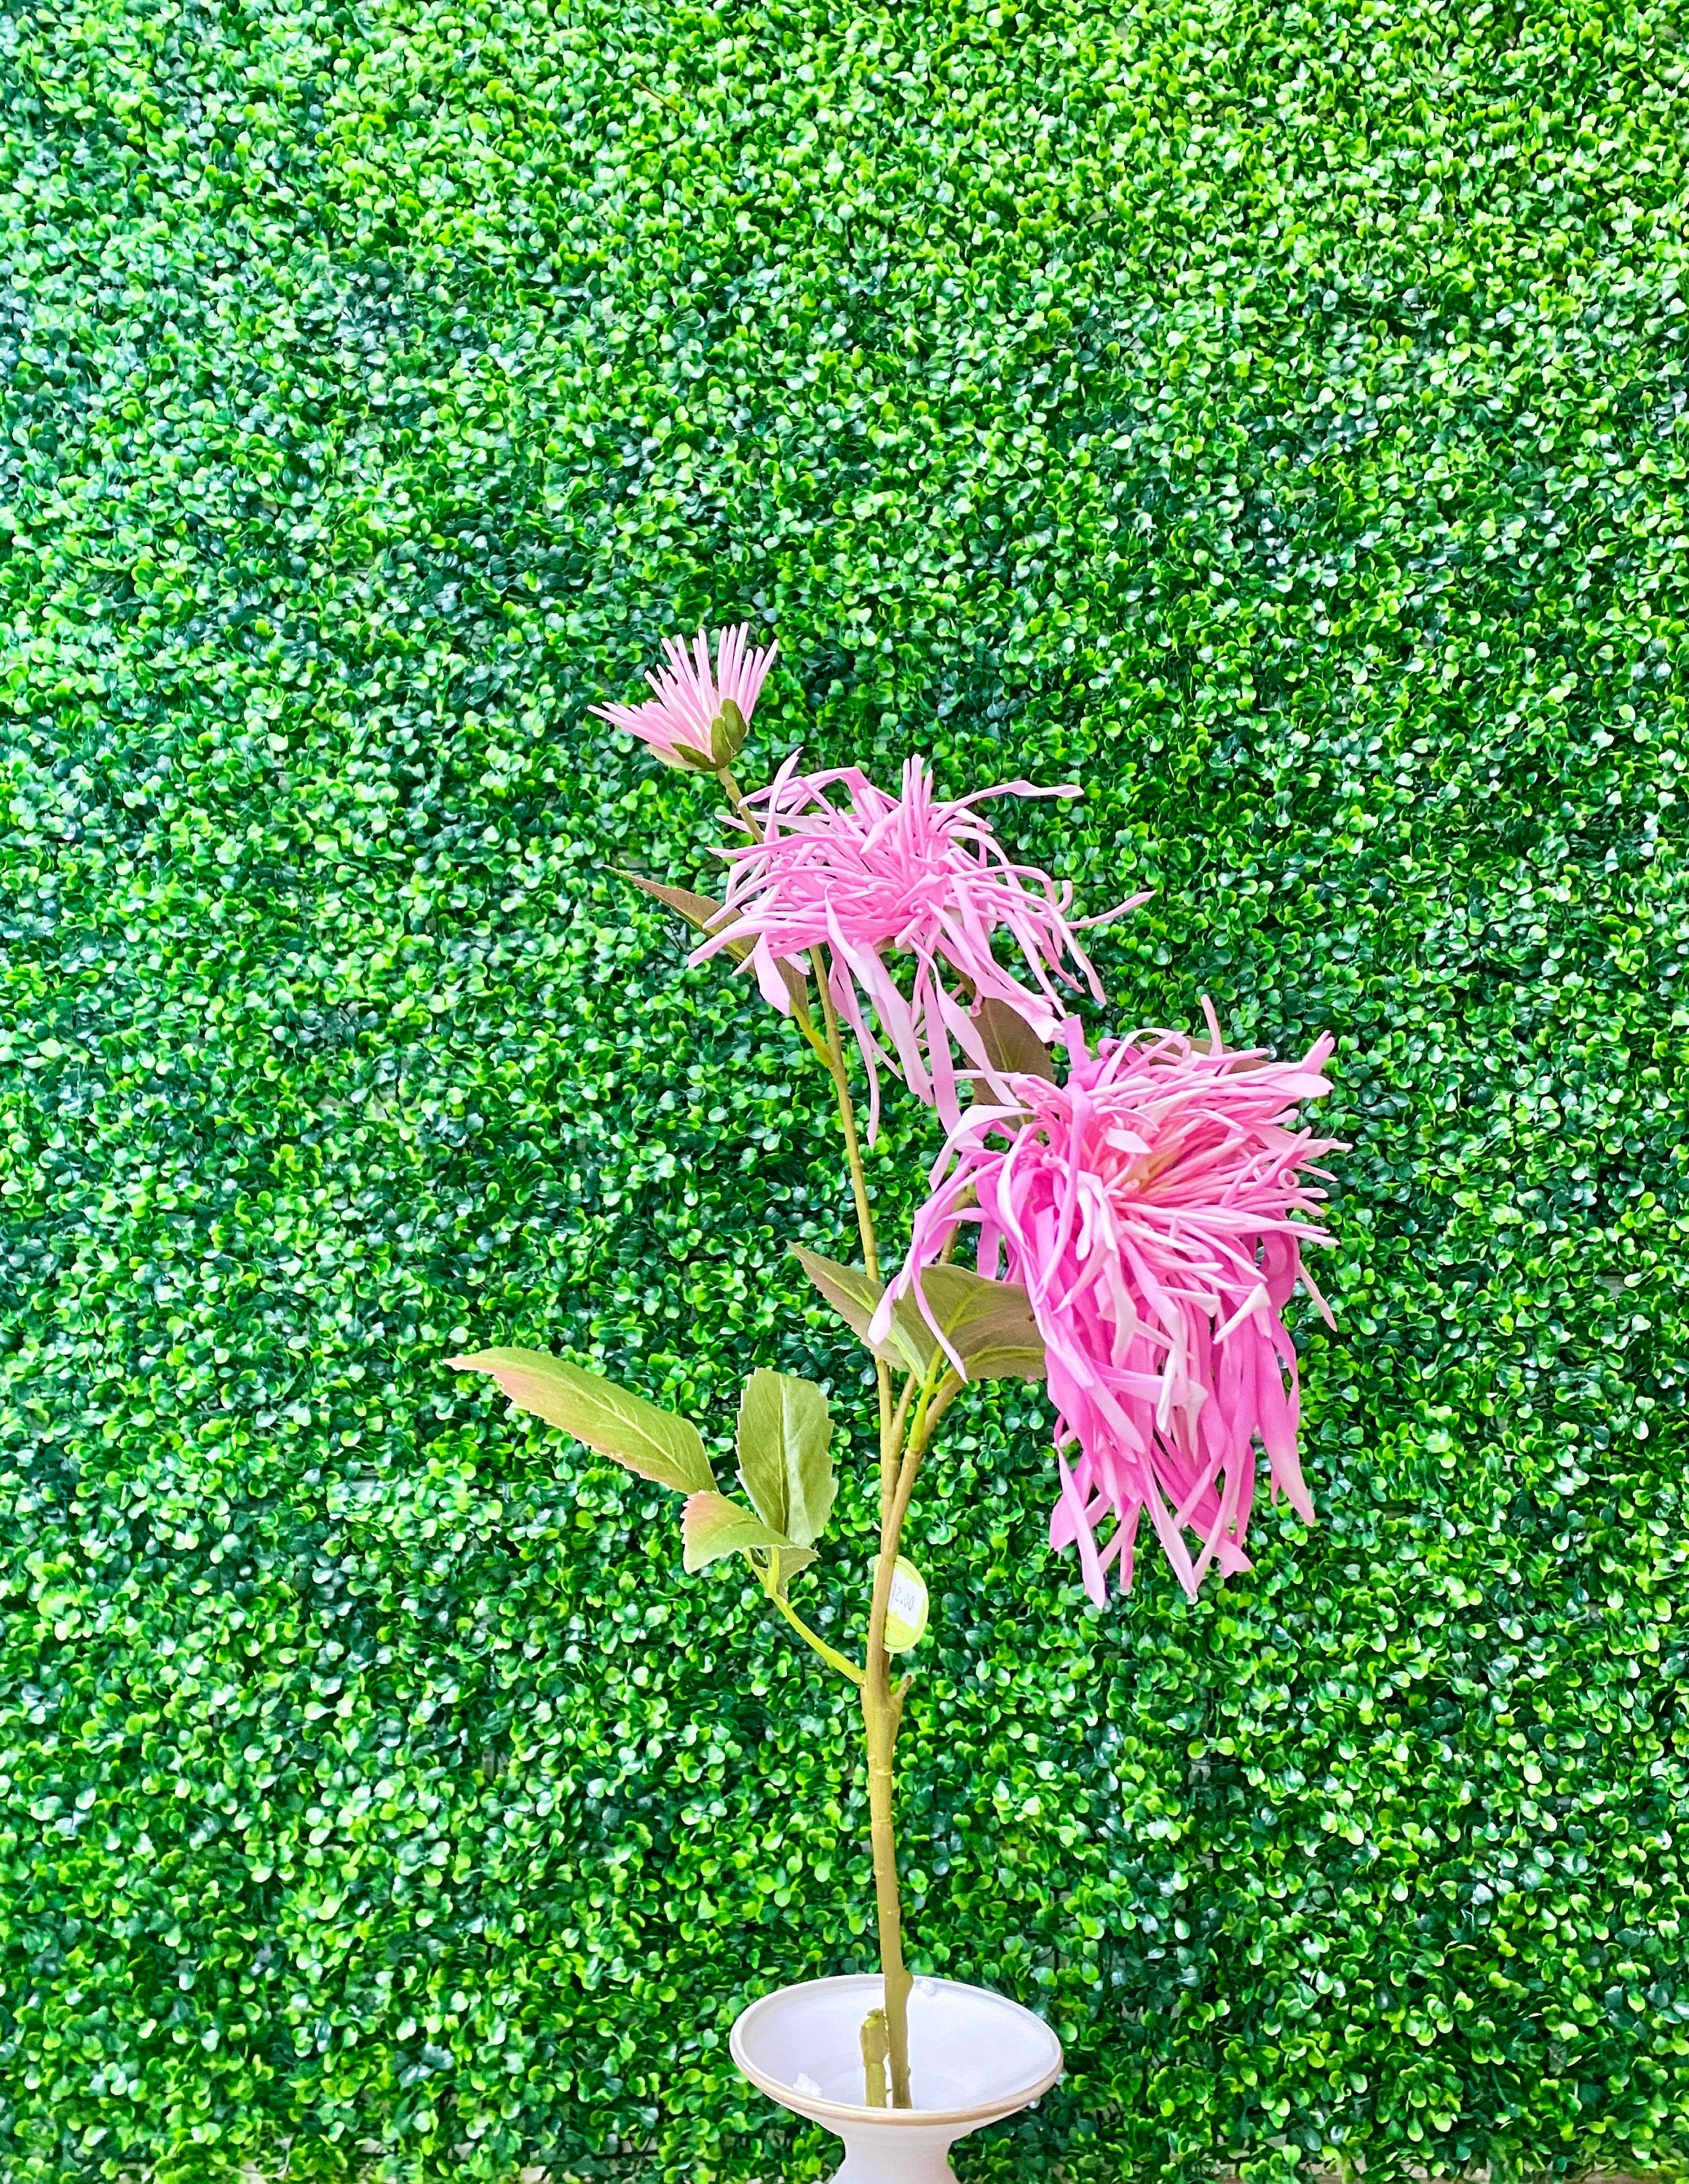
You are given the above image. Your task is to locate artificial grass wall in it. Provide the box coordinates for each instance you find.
[2,0,1688,2178]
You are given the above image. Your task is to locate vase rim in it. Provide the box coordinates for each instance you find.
[729,1971,1064,2129]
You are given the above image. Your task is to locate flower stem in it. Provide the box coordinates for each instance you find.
[856,1357,959,2110]
[807,943,896,1486]
[861,1540,912,2106]
[719,767,759,841]
[712,775,847,1124]
[720,766,930,2108]
[793,938,923,2105]
[859,2009,890,2108]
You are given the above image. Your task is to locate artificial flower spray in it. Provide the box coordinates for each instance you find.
[451,627,1340,2108]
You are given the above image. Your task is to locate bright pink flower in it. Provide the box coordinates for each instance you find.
[882,1014,1340,1602]
[692,753,1141,1132]
[590,624,778,770]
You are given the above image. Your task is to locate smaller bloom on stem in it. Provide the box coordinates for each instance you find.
[882,1012,1340,1603]
[591,624,778,772]
[693,753,1142,1133]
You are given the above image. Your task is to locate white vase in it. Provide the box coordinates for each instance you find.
[730,1972,1063,2184]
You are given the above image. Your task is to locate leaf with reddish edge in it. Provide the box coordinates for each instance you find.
[682,1491,793,1573]
[449,1349,714,1493]
[615,871,746,953]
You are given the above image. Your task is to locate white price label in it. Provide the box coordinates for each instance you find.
[884,1556,929,1653]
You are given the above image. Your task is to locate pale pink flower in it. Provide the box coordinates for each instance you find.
[882,1013,1340,1602]
[692,753,1142,1132]
[590,624,778,770]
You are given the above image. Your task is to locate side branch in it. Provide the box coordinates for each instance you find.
[770,1593,864,1688]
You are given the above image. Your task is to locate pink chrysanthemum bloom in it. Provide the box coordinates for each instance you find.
[692,753,1142,1132]
[880,1013,1340,1602]
[590,624,778,772]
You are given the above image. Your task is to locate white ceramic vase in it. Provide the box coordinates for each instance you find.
[730,1972,1063,2184]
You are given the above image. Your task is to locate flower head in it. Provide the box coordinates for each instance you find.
[692,753,1141,1132]
[591,624,778,772]
[884,1013,1340,1602]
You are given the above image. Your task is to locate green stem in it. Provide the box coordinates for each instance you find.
[719,766,758,839]
[713,772,881,1299]
[770,1591,864,1687]
[885,1369,919,1474]
[869,1356,966,2105]
[860,1554,912,2106]
[890,1373,962,1538]
[791,943,925,2103]
[860,2009,890,2108]
[898,1348,948,1479]
[808,942,896,1477]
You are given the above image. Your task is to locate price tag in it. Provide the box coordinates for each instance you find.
[884,1556,929,1653]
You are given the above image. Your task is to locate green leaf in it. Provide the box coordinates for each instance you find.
[662,743,721,774]
[614,870,745,955]
[710,697,748,764]
[765,1544,820,1598]
[449,1350,715,1492]
[790,1247,1044,1382]
[971,997,1056,1081]
[736,1369,835,1548]
[919,1265,1048,1382]
[617,870,807,1006]
[789,1245,933,1375]
[681,1490,792,1573]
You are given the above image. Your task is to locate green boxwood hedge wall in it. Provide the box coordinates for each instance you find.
[3,0,1688,2178]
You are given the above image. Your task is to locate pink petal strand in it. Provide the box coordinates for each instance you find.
[879,1020,1341,1602]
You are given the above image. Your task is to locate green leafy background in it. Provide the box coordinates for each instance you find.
[2,0,1686,2177]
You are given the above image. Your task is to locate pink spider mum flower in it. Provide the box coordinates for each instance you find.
[880,1013,1340,1602]
[590,624,778,772]
[692,752,1142,1133]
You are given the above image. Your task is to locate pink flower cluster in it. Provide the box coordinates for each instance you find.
[594,625,1340,1604]
[881,1018,1340,1602]
[694,752,1139,1133]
